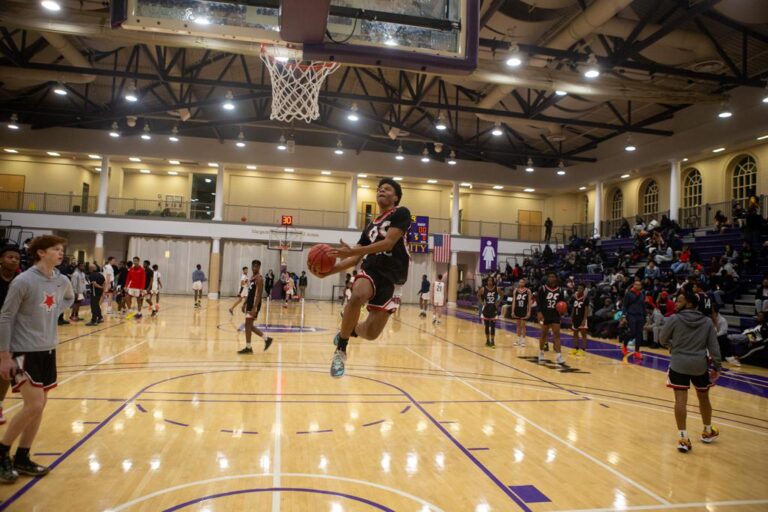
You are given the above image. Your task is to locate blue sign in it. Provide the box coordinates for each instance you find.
[408,215,429,253]
[480,237,498,272]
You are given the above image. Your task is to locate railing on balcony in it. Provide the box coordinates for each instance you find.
[223,204,347,229]
[0,191,98,214]
[107,197,214,220]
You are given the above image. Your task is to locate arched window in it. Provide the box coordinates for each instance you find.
[611,189,623,220]
[731,155,757,205]
[642,180,659,215]
[683,168,702,209]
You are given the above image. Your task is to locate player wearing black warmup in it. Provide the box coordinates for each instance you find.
[478,276,502,348]
[537,272,566,365]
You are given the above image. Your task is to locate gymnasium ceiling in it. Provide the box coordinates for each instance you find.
[0,0,767,177]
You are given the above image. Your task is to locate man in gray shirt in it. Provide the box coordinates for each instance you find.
[659,287,722,454]
[0,236,74,482]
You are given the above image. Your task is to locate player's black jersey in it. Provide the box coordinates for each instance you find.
[513,288,530,317]
[538,285,565,316]
[698,292,714,317]
[245,275,262,309]
[358,206,411,285]
[481,286,500,319]
[571,293,587,323]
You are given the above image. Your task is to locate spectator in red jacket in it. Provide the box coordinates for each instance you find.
[657,291,676,317]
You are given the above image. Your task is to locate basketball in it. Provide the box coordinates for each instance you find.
[308,243,335,274]
[240,216,247,222]
[556,301,568,315]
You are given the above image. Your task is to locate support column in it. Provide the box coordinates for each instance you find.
[669,159,681,222]
[451,182,460,235]
[348,174,358,229]
[212,165,225,221]
[96,156,110,214]
[208,237,221,300]
[94,231,104,264]
[447,250,458,307]
[594,181,603,238]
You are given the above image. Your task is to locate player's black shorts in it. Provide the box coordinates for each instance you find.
[482,304,498,320]
[541,312,561,325]
[11,350,57,392]
[355,269,399,313]
[667,368,712,391]
[245,299,262,317]
[513,306,529,319]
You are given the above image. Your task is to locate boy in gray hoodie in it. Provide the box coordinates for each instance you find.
[659,288,722,453]
[0,236,74,482]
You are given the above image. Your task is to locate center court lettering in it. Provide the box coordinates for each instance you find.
[519,356,590,374]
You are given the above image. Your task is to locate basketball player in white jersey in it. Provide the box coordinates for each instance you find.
[432,274,446,324]
[229,266,249,316]
[149,264,162,316]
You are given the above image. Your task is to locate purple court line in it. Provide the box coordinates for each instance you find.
[400,405,411,414]
[296,429,333,434]
[161,488,394,512]
[468,447,490,451]
[136,403,147,413]
[447,309,768,398]
[33,453,62,456]
[164,419,189,427]
[219,429,259,435]
[396,315,581,398]
[361,419,386,427]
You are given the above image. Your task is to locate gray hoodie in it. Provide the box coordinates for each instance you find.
[0,266,74,353]
[659,308,721,375]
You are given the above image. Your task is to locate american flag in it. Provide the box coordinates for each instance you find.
[432,233,451,263]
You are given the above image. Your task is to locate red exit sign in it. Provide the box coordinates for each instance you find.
[281,215,293,226]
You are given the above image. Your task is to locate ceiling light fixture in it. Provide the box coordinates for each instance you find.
[460,182,472,188]
[624,135,636,152]
[41,1,61,11]
[447,150,457,165]
[556,160,566,175]
[284,168,294,173]
[682,157,689,162]
[435,113,447,131]
[169,159,180,165]
[393,177,403,181]
[525,157,534,173]
[128,157,141,162]
[47,151,60,156]
[555,90,567,96]
[140,169,151,174]
[384,37,398,47]
[89,154,102,160]
[321,170,332,175]
[236,131,246,148]
[7,114,19,130]
[168,171,178,175]
[493,185,503,190]
[52,82,67,96]
[579,186,587,191]
[505,43,523,67]
[717,101,732,119]
[208,162,218,167]
[421,147,430,163]
[141,123,152,140]
[712,147,725,153]
[168,125,180,142]
[583,53,600,79]
[247,165,257,170]
[357,173,368,178]
[524,188,535,192]
[427,179,438,184]
[222,90,235,111]
[334,139,344,155]
[277,134,287,151]
[3,149,18,154]
[762,84,768,104]
[124,81,138,102]
[620,173,630,179]
[757,134,768,141]
[491,122,503,137]
[109,121,120,138]
[395,143,405,161]
[204,178,212,183]
[347,103,359,122]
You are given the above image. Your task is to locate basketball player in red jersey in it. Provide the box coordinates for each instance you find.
[311,178,411,378]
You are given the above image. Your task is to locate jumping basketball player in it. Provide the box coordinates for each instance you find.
[537,272,566,365]
[313,178,410,378]
[237,259,273,354]
[432,274,446,324]
[570,283,589,356]
[229,266,249,316]
[478,276,501,348]
[512,278,532,346]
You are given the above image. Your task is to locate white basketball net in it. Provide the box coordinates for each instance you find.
[260,49,339,123]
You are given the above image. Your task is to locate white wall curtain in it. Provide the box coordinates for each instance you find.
[400,253,431,304]
[128,237,211,294]
[220,241,279,297]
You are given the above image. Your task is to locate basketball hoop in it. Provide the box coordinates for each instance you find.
[260,44,339,123]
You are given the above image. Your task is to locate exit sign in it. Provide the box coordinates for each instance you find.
[281,215,293,226]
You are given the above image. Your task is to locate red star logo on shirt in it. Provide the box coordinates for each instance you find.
[41,293,56,312]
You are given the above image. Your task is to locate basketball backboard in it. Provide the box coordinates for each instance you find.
[114,0,478,74]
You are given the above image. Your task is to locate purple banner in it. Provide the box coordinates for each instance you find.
[480,237,498,273]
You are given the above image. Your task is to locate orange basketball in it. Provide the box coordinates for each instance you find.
[556,301,568,315]
[240,216,247,222]
[308,244,335,274]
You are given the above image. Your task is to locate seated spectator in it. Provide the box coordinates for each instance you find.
[713,210,728,232]
[738,241,755,272]
[755,277,768,314]
[722,244,738,264]
[727,311,768,366]
[643,302,665,348]
[617,220,631,238]
[645,260,661,280]
[646,218,659,232]
[656,291,676,317]
[715,312,740,366]
[632,216,646,237]
[670,244,691,274]
[713,270,739,314]
[718,257,740,280]
[654,245,673,265]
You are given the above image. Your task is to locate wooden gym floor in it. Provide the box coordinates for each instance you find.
[0,296,766,512]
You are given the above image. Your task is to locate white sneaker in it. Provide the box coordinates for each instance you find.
[556,353,565,365]
[519,338,526,347]
[725,356,741,367]
[538,351,544,363]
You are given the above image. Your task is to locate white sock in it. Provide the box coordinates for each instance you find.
[679,429,688,438]
[704,425,712,433]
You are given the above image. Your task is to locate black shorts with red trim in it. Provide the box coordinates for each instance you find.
[11,350,57,392]
[667,368,712,391]
[541,312,561,325]
[354,269,399,313]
